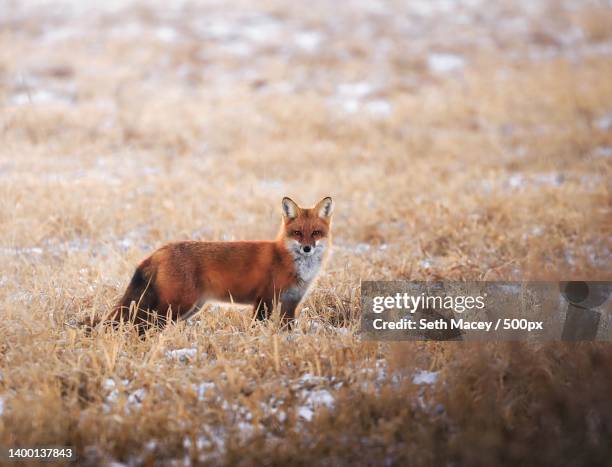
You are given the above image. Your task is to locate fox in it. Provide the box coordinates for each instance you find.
[102,196,334,333]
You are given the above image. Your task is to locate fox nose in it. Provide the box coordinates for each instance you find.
[302,245,312,253]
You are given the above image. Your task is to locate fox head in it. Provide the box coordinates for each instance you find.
[280,196,334,258]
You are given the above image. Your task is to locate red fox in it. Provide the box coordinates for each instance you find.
[105,196,333,332]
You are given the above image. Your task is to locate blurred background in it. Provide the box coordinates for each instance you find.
[1,0,610,280]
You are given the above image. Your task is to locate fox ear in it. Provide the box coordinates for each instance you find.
[282,197,299,220]
[316,196,334,219]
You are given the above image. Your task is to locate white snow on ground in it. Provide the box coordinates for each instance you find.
[339,98,359,114]
[333,82,393,119]
[507,172,564,189]
[298,373,328,386]
[96,366,437,462]
[103,378,120,406]
[294,31,322,52]
[103,378,146,413]
[166,348,198,362]
[10,89,74,106]
[297,406,315,422]
[305,389,335,408]
[412,370,439,385]
[296,366,439,422]
[0,247,44,256]
[155,26,178,43]
[595,112,612,130]
[419,258,434,269]
[127,388,146,405]
[427,53,466,73]
[593,146,612,158]
[366,99,393,118]
[194,382,215,401]
[297,389,335,421]
[337,82,374,99]
[182,429,227,464]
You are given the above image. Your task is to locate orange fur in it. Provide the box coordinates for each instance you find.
[107,196,333,333]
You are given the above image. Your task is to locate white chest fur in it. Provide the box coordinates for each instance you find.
[294,253,322,284]
[281,240,326,303]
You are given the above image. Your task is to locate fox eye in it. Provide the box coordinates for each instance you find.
[292,230,302,237]
[312,230,322,237]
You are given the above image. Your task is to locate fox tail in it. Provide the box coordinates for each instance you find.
[77,260,161,335]
[111,262,160,331]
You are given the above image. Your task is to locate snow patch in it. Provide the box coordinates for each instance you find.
[507,173,564,189]
[222,41,252,56]
[127,388,146,405]
[331,83,391,119]
[258,179,285,192]
[298,388,335,421]
[0,247,44,256]
[419,258,433,269]
[294,31,322,52]
[103,378,146,413]
[337,82,374,98]
[195,382,215,401]
[427,53,465,73]
[166,348,198,362]
[155,26,178,43]
[103,378,122,409]
[297,406,314,421]
[10,88,75,106]
[508,174,526,188]
[305,389,335,408]
[595,112,612,130]
[299,373,327,387]
[340,98,359,113]
[242,19,281,44]
[366,99,393,118]
[412,370,439,385]
[593,146,612,158]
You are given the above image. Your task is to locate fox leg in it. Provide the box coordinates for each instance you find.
[143,304,175,331]
[279,299,299,330]
[178,298,206,322]
[253,298,274,321]
[110,303,160,335]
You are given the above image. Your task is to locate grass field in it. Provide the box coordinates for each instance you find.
[1,0,611,465]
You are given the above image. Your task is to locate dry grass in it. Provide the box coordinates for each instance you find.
[0,0,611,465]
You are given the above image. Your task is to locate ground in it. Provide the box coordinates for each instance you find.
[0,0,611,465]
